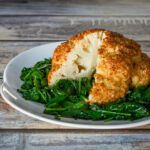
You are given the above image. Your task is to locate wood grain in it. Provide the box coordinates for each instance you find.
[0,16,150,41]
[0,0,150,16]
[0,130,150,150]
[0,0,150,148]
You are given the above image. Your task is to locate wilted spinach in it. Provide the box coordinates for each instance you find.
[18,58,150,121]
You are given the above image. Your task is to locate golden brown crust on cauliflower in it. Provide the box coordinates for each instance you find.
[48,29,150,105]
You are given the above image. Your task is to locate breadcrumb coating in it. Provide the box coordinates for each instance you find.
[131,53,150,88]
[48,29,150,105]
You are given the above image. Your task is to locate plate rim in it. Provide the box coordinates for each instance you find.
[1,83,150,129]
[1,42,150,129]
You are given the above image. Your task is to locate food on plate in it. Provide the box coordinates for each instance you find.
[18,29,150,121]
[48,29,150,104]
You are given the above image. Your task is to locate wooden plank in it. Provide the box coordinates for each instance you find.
[0,16,150,41]
[0,79,150,129]
[0,41,150,76]
[0,131,150,150]
[0,0,150,16]
[0,98,69,129]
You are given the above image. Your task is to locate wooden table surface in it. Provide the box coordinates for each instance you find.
[0,0,150,149]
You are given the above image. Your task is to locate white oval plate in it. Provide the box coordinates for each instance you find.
[1,42,150,129]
